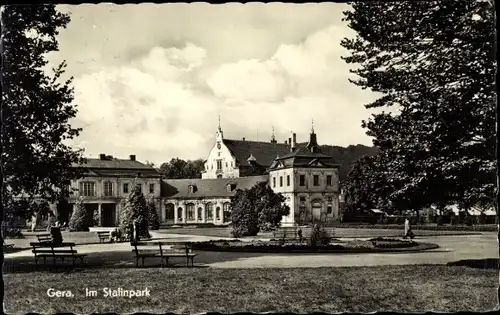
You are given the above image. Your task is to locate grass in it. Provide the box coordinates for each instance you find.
[4,265,498,314]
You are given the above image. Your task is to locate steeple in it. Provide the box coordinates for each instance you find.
[306,120,320,153]
[270,126,277,144]
[216,115,224,140]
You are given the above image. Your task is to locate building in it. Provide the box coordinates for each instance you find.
[63,154,162,227]
[202,123,299,179]
[49,126,340,228]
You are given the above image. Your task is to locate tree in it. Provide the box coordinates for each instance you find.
[68,198,89,232]
[119,184,150,238]
[230,182,290,237]
[343,155,391,218]
[158,158,204,179]
[1,5,85,210]
[341,1,496,217]
[147,197,160,230]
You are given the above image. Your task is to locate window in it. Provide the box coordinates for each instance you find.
[123,183,129,194]
[216,206,221,220]
[218,152,221,156]
[197,207,203,220]
[299,175,305,186]
[205,203,214,220]
[287,175,290,186]
[137,184,142,191]
[326,175,332,186]
[80,182,95,196]
[149,184,155,194]
[273,177,276,187]
[327,206,333,214]
[186,203,195,220]
[279,176,283,187]
[216,160,222,170]
[226,162,228,168]
[231,162,233,167]
[327,196,333,202]
[177,207,183,221]
[300,196,306,202]
[313,175,319,186]
[103,182,113,196]
[223,203,231,222]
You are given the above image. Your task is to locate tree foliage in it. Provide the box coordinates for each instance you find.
[1,5,85,209]
[119,184,150,238]
[158,158,204,179]
[68,198,89,232]
[147,196,160,230]
[230,182,290,237]
[344,155,391,215]
[341,1,496,214]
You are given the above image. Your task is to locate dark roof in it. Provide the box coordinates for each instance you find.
[223,139,292,167]
[72,158,161,177]
[161,175,269,199]
[73,158,155,170]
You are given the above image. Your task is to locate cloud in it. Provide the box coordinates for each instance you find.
[59,4,379,165]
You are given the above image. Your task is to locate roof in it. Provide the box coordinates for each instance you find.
[73,158,155,170]
[161,175,269,199]
[72,158,161,177]
[223,139,291,167]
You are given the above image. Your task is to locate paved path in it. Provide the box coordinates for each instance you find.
[5,232,497,269]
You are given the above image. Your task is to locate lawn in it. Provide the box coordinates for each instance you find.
[4,265,498,314]
[158,227,483,239]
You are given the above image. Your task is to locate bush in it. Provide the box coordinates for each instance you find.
[3,228,24,239]
[147,198,160,230]
[450,215,458,225]
[436,216,444,226]
[308,226,332,248]
[68,198,89,232]
[92,209,100,227]
[120,184,150,238]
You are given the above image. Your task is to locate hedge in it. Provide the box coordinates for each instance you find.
[338,223,497,232]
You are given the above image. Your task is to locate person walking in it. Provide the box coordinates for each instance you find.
[46,211,54,231]
[404,217,414,239]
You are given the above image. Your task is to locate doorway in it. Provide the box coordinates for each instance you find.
[312,200,323,221]
[101,204,117,227]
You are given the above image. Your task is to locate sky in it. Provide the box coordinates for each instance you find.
[47,3,381,165]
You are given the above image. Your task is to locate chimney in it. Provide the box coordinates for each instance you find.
[99,153,106,160]
[129,154,136,161]
[292,133,297,149]
[285,140,288,145]
[242,137,245,141]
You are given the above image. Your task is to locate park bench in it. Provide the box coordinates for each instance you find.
[36,233,52,242]
[131,241,197,268]
[97,231,111,243]
[272,227,299,243]
[30,242,87,265]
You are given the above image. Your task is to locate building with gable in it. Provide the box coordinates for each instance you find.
[47,124,340,228]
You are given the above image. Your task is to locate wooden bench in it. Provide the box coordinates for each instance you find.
[97,231,111,243]
[131,241,197,268]
[30,242,87,265]
[272,227,299,242]
[36,234,52,242]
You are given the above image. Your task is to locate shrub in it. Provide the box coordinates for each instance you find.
[436,216,444,226]
[308,226,332,248]
[119,184,150,238]
[147,197,160,230]
[418,216,427,225]
[92,209,100,227]
[465,216,475,226]
[478,214,487,224]
[68,198,89,232]
[450,215,458,225]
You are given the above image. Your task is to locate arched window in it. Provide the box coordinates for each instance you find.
[165,203,175,221]
[205,203,214,220]
[216,206,221,220]
[223,202,231,223]
[186,203,195,220]
[197,207,203,221]
[177,207,183,222]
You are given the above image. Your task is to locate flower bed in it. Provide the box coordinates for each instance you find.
[190,238,435,253]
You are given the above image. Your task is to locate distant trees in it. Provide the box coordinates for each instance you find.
[341,1,496,216]
[230,182,290,237]
[159,158,205,179]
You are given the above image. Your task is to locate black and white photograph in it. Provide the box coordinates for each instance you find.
[1,1,498,314]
